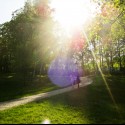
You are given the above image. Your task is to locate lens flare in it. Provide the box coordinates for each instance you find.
[70,30,85,52]
[48,56,82,87]
[82,29,122,117]
[42,119,51,124]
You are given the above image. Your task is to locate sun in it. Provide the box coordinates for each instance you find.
[50,0,98,34]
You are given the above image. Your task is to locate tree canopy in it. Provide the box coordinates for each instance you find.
[0,0,125,77]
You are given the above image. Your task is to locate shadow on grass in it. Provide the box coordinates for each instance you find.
[0,75,125,124]
[0,73,59,102]
[34,75,125,124]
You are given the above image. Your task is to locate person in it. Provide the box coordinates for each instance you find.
[76,74,80,88]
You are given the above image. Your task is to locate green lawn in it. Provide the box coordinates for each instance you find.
[0,73,59,102]
[0,75,125,124]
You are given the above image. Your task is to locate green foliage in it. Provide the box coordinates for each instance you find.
[84,0,125,73]
[0,0,125,75]
[0,0,57,75]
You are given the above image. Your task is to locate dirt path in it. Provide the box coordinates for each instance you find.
[0,77,92,111]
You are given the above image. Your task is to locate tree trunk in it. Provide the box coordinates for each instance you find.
[110,51,114,72]
[81,52,84,68]
[33,62,36,78]
[118,49,122,71]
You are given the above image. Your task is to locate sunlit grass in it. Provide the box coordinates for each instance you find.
[0,75,125,124]
[83,29,121,117]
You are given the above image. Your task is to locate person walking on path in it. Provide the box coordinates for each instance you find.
[76,74,80,88]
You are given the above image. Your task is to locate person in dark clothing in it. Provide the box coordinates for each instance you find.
[76,74,80,88]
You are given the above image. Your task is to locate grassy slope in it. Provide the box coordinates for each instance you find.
[0,74,59,102]
[0,75,125,124]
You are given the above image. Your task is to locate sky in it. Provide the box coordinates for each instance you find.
[0,0,26,24]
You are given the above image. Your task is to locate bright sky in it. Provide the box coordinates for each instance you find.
[50,0,99,35]
[0,0,26,24]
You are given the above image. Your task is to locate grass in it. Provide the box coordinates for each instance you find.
[0,75,125,124]
[0,73,59,102]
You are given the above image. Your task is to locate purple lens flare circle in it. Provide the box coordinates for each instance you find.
[48,57,82,87]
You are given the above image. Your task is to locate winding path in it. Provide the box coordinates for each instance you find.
[0,77,93,111]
